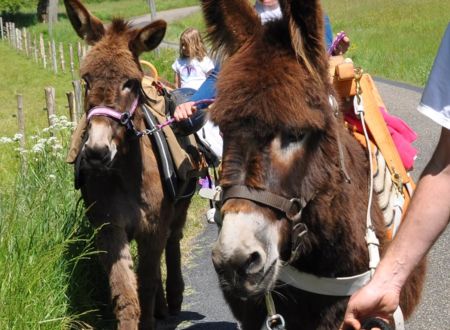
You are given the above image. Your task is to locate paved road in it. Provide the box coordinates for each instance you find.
[156,79,449,330]
[130,6,201,27]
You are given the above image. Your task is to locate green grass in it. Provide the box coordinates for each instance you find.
[322,0,450,86]
[165,11,205,43]
[0,115,208,329]
[0,121,92,329]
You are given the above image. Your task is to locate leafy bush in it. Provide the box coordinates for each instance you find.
[0,0,36,13]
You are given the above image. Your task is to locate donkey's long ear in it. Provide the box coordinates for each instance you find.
[279,0,328,81]
[64,0,105,45]
[201,0,261,58]
[130,20,166,55]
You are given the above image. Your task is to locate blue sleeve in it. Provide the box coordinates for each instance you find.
[324,14,333,50]
[190,63,220,103]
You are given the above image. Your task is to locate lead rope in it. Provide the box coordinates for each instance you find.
[265,292,286,330]
[353,68,405,330]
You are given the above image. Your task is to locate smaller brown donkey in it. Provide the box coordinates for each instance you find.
[64,0,194,329]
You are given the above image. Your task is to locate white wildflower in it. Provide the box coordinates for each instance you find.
[52,144,63,151]
[15,147,27,154]
[13,133,23,141]
[48,174,56,180]
[31,143,44,153]
[47,136,58,143]
[0,137,13,144]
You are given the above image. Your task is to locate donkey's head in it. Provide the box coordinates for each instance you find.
[205,0,348,298]
[64,0,166,169]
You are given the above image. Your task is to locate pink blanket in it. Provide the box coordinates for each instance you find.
[345,107,417,170]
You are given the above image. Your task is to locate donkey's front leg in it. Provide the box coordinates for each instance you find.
[165,227,184,315]
[136,235,167,330]
[97,227,140,330]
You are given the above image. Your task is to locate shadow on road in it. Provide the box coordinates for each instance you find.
[157,311,237,330]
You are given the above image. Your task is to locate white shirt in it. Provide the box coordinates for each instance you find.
[172,56,215,90]
[417,23,450,130]
[254,2,282,25]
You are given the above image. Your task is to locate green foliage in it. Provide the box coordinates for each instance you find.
[0,118,98,329]
[0,0,35,13]
[322,0,450,86]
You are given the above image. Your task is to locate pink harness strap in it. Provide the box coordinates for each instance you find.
[87,98,139,122]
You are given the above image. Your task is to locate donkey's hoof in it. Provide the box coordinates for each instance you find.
[168,300,182,316]
[154,305,169,320]
[138,317,155,330]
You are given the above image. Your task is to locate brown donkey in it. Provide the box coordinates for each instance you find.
[64,1,193,328]
[202,0,426,329]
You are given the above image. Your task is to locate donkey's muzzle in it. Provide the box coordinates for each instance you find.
[83,145,112,168]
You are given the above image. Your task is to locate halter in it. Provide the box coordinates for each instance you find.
[86,98,145,136]
[86,98,215,137]
[221,185,313,265]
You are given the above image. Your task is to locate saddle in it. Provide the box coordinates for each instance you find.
[331,58,416,240]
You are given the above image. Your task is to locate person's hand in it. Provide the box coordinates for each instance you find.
[333,31,351,56]
[339,281,400,330]
[173,101,196,122]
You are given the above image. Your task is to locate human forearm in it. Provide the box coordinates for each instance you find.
[372,127,450,291]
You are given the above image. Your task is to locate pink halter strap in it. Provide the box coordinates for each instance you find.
[87,98,139,123]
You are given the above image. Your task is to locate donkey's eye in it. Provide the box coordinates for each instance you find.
[122,79,138,92]
[281,131,307,148]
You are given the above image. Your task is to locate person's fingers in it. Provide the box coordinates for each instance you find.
[340,314,361,330]
[174,102,196,121]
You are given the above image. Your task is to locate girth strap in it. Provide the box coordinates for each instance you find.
[222,185,306,221]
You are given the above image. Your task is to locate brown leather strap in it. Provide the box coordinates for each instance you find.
[222,185,306,220]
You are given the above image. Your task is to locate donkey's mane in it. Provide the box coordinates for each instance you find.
[109,18,131,34]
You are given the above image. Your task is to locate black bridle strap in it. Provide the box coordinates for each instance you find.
[222,185,306,220]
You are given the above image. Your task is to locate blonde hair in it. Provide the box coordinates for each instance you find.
[179,27,207,61]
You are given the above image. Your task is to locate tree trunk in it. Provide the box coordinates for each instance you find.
[37,0,49,23]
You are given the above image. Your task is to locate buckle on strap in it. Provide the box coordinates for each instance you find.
[120,111,132,125]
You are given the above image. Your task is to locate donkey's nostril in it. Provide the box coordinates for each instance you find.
[245,251,264,274]
[84,145,111,165]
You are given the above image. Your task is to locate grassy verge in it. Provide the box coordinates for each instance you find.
[0,118,89,329]
[322,0,450,86]
[0,114,208,329]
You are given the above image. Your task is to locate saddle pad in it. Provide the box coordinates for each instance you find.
[142,76,208,182]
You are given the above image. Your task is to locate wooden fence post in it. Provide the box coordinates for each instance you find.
[40,34,47,68]
[33,35,38,63]
[44,87,56,126]
[17,94,25,149]
[69,43,75,78]
[51,39,57,74]
[66,91,77,125]
[11,24,16,49]
[5,22,9,44]
[77,41,82,67]
[0,17,3,40]
[72,80,82,120]
[59,42,65,73]
[26,30,31,57]
[22,28,29,56]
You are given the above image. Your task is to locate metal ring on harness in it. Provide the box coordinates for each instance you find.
[120,111,132,125]
[265,314,286,330]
